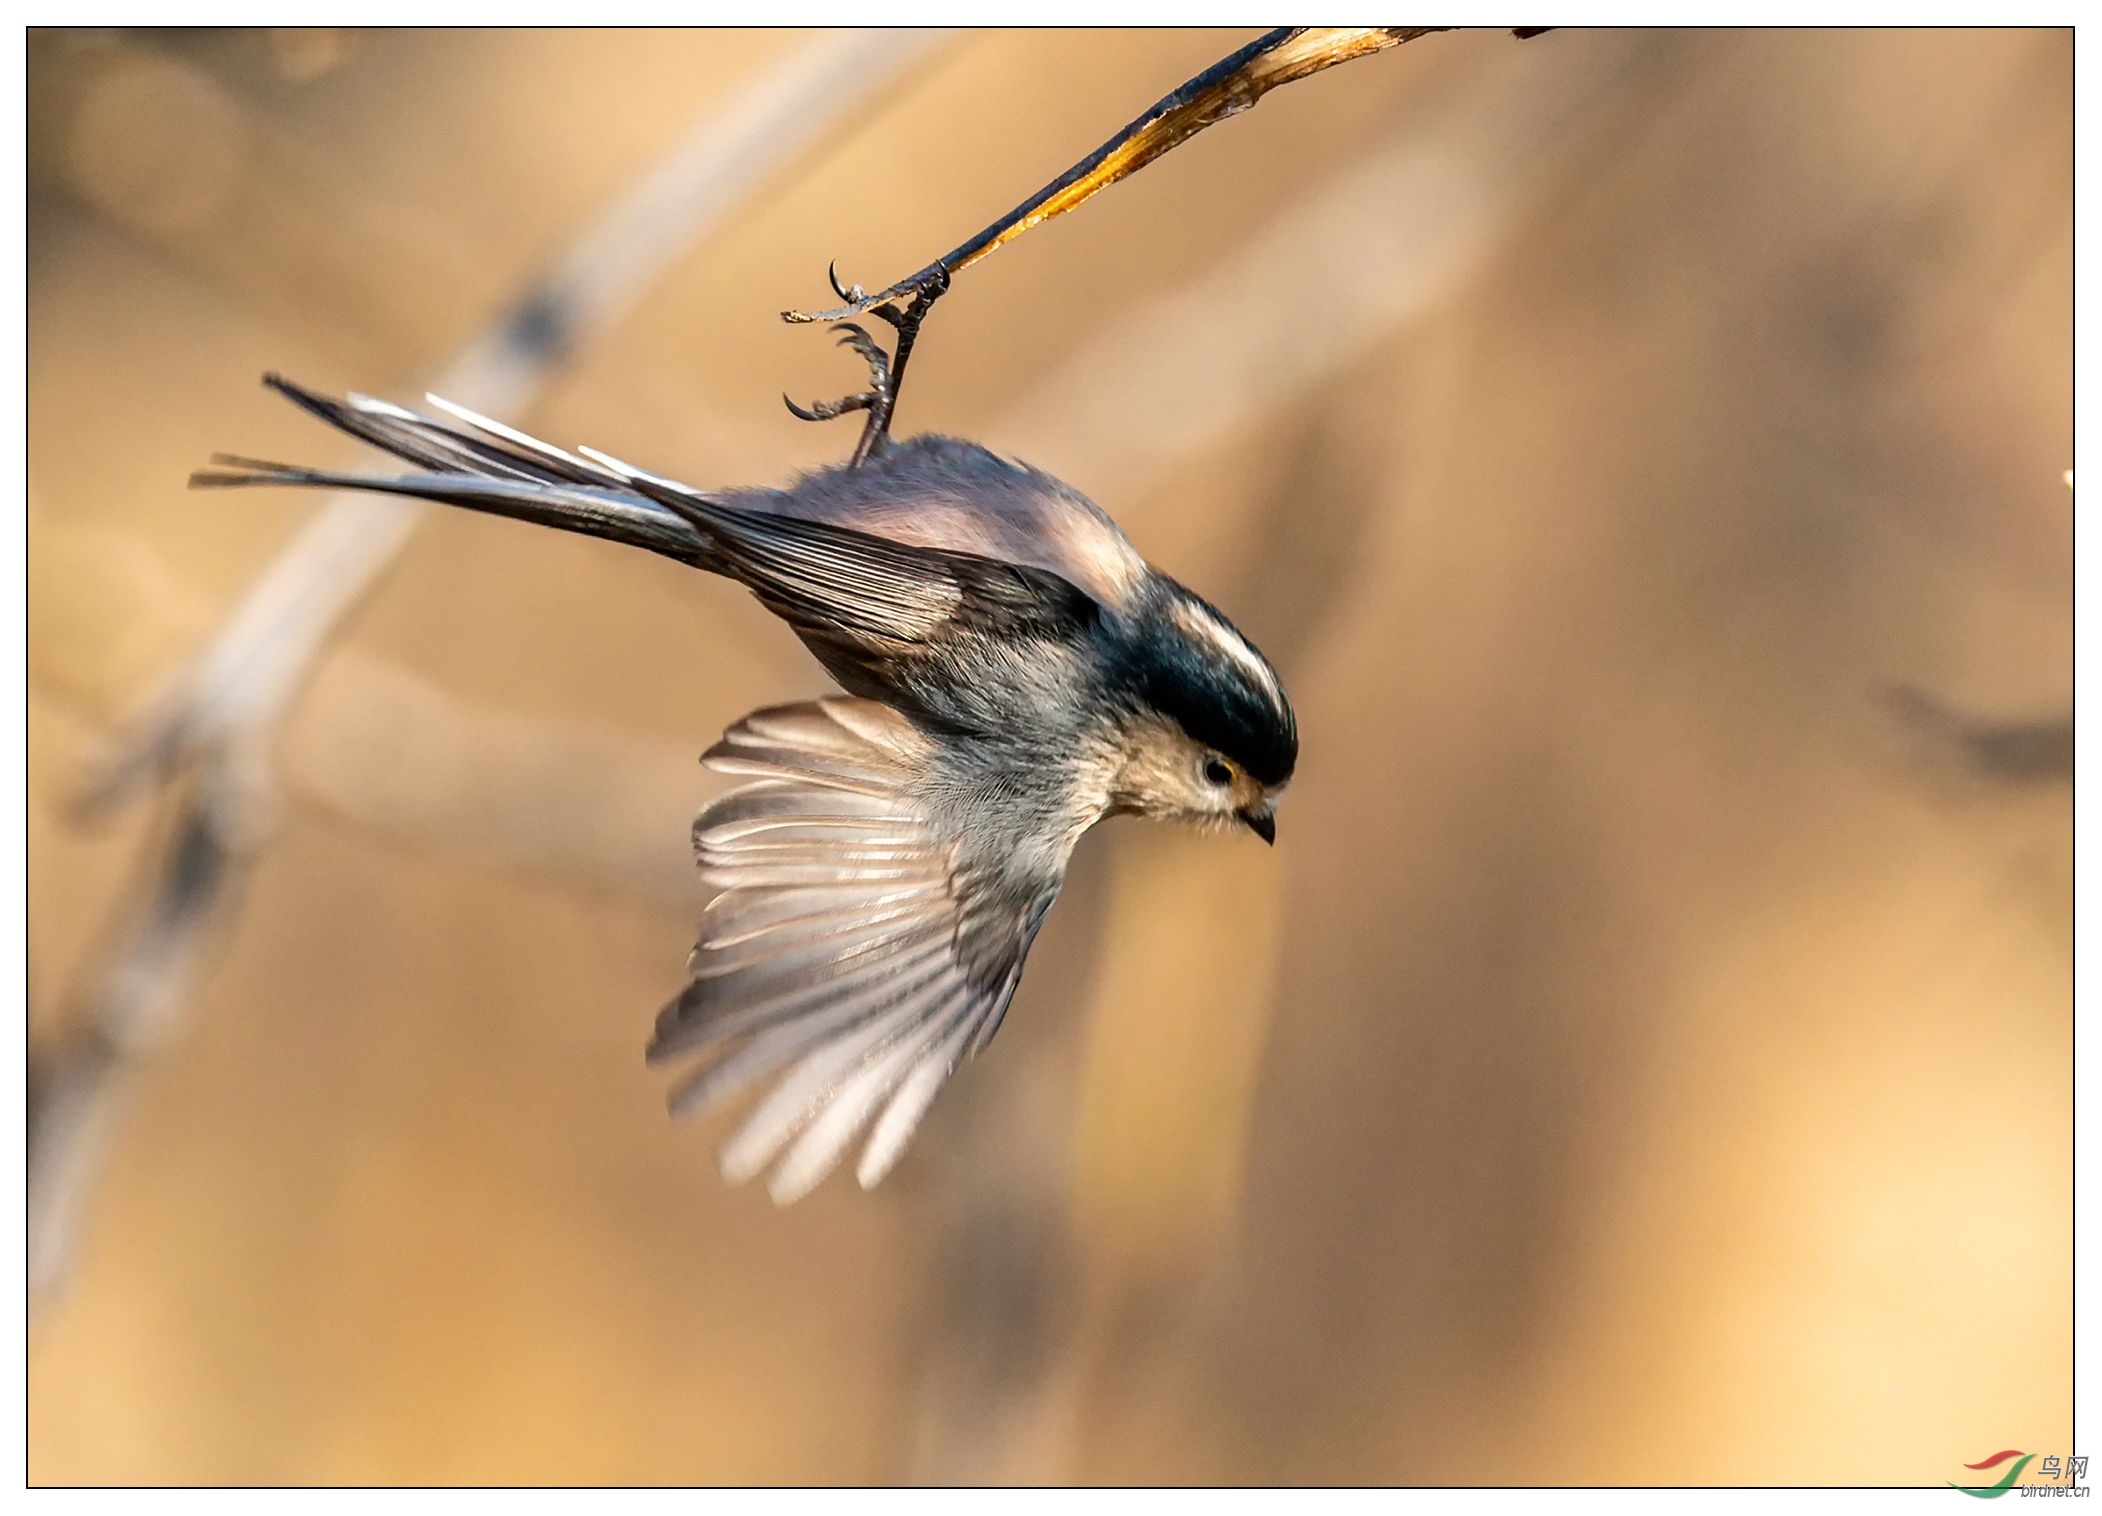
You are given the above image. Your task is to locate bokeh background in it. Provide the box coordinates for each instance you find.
[27,27,2071,1485]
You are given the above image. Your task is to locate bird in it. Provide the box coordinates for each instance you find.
[193,343,1296,1204]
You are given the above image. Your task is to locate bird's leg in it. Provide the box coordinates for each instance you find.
[858,262,948,464]
[783,261,948,468]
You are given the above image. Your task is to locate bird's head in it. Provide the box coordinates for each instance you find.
[1102,581,1297,843]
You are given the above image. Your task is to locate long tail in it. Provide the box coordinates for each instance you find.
[191,374,715,568]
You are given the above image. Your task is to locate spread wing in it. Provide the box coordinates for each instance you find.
[650,698,1059,1203]
[199,381,1088,1199]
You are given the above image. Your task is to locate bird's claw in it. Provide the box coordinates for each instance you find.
[829,323,892,390]
[785,320,895,447]
[782,390,875,423]
[826,259,867,305]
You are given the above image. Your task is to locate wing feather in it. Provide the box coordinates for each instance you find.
[675,939,954,1048]
[856,1015,981,1190]
[715,977,972,1187]
[667,952,958,1122]
[655,698,1059,1199]
[766,994,980,1205]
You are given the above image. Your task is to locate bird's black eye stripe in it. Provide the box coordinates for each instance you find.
[1204,757,1233,787]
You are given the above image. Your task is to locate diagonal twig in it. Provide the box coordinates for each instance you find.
[777,27,1548,460]
[782,27,1550,326]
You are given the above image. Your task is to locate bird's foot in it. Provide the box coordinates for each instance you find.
[784,318,895,462]
[782,260,949,468]
[783,321,890,427]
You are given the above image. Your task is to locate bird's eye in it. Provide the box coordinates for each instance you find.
[1203,757,1233,788]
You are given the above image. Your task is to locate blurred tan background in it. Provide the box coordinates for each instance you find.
[27,27,2070,1486]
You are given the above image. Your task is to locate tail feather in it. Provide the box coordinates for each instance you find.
[192,374,715,567]
[263,372,614,488]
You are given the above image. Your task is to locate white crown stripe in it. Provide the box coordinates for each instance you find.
[1171,598,1283,705]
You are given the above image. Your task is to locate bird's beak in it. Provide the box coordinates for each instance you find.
[1239,806,1276,845]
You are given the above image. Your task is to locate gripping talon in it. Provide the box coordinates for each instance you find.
[829,323,892,385]
[826,260,866,304]
[783,391,875,423]
[786,320,893,443]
